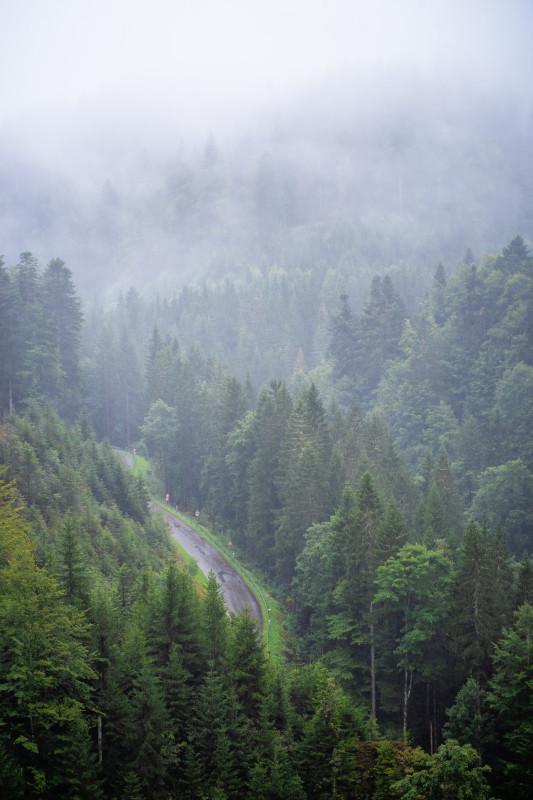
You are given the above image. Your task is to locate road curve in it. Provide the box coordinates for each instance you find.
[117,450,262,622]
[153,501,262,622]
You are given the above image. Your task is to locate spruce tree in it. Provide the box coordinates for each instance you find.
[57,515,89,605]
[202,569,229,671]
[41,258,83,419]
[515,551,533,608]
[247,380,292,573]
[328,473,383,712]
[488,603,533,798]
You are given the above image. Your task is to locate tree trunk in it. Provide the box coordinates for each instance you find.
[370,602,376,720]
[433,688,438,756]
[125,387,130,450]
[98,714,103,764]
[426,681,433,755]
[403,668,413,744]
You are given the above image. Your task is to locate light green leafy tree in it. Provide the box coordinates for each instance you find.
[373,543,454,742]
[394,739,494,800]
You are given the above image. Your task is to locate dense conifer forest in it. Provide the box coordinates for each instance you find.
[1,233,532,799]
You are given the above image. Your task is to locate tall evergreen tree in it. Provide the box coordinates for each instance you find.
[10,252,47,409]
[275,384,331,582]
[247,380,292,573]
[57,515,89,605]
[328,293,357,381]
[355,274,407,400]
[41,258,83,419]
[202,569,229,672]
[488,603,533,799]
[0,258,16,418]
[0,479,100,798]
[152,559,204,677]
[203,374,247,525]
[116,326,143,449]
[450,519,500,681]
[515,551,533,608]
[228,608,266,722]
[328,473,383,714]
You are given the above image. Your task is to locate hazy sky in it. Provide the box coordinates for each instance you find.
[1,0,531,287]
[1,0,532,162]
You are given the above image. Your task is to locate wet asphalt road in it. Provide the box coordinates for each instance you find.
[153,502,262,622]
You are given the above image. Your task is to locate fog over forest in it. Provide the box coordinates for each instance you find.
[1,0,532,299]
[3,5,533,798]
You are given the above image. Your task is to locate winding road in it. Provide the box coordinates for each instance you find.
[154,504,262,621]
[118,451,262,622]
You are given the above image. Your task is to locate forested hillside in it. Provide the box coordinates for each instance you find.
[1,235,532,797]
[2,0,533,795]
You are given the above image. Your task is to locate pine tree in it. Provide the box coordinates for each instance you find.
[0,478,100,797]
[275,384,331,582]
[328,293,357,381]
[144,325,164,410]
[515,551,533,608]
[103,622,169,797]
[202,569,229,672]
[328,473,383,713]
[202,374,247,526]
[0,258,16,418]
[189,667,244,799]
[247,380,292,573]
[488,603,533,798]
[153,559,204,677]
[10,252,47,409]
[91,324,120,441]
[116,326,143,449]
[57,515,89,605]
[228,608,266,722]
[41,258,83,419]
[355,274,407,400]
[372,498,407,570]
[432,446,464,539]
[450,518,512,682]
[429,261,448,325]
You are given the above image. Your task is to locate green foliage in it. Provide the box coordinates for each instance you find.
[394,739,494,799]
[0,472,100,798]
[203,569,228,670]
[228,608,266,721]
[494,363,533,469]
[515,550,533,607]
[469,460,533,556]
[275,384,332,582]
[443,678,492,759]
[0,254,83,421]
[3,231,533,796]
[373,543,454,740]
[246,380,292,572]
[57,514,89,603]
[450,518,512,680]
[488,603,533,798]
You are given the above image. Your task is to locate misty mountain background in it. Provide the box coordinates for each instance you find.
[2,71,531,303]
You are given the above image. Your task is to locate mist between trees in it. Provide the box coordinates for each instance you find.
[1,232,532,797]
